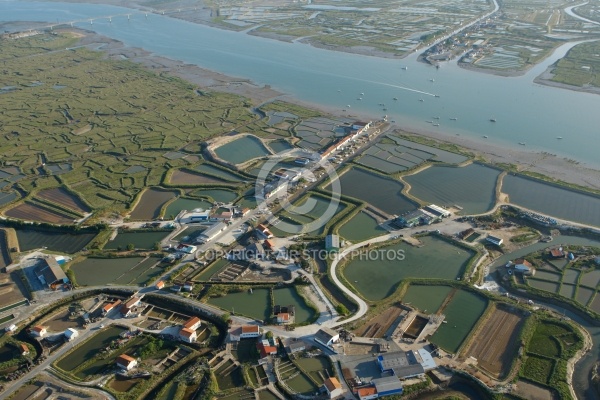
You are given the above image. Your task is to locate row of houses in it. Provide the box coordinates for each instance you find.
[320,121,371,160]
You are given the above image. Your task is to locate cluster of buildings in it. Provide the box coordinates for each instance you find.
[320,121,371,161]
[353,349,436,399]
[393,204,451,228]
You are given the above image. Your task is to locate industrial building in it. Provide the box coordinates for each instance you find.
[486,235,503,246]
[377,350,426,379]
[199,222,227,242]
[393,209,435,228]
[314,327,339,351]
[34,257,69,287]
[422,204,451,219]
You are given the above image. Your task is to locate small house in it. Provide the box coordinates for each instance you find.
[64,328,78,341]
[240,325,261,339]
[357,387,378,400]
[183,316,202,331]
[183,281,194,292]
[31,326,47,337]
[20,344,29,356]
[325,234,340,252]
[314,327,339,350]
[322,377,343,399]
[486,235,503,246]
[121,295,143,317]
[156,281,165,290]
[116,354,138,370]
[5,324,17,333]
[179,327,197,343]
[103,299,122,315]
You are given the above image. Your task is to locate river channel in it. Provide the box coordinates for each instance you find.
[1,1,600,167]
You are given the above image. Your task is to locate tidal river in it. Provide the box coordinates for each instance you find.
[1,0,600,167]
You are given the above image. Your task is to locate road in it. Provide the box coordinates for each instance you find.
[425,0,499,51]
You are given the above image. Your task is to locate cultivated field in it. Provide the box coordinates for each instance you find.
[168,169,225,185]
[0,32,257,216]
[36,187,90,215]
[353,303,404,338]
[5,202,76,224]
[465,306,525,378]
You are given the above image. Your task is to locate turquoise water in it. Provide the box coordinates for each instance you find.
[192,188,238,203]
[338,211,387,242]
[164,198,212,218]
[404,164,500,214]
[214,135,270,164]
[429,290,488,353]
[502,175,600,227]
[343,236,473,301]
[331,168,416,214]
[2,3,599,166]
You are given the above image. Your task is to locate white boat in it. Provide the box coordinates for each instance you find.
[430,78,435,82]
[393,97,398,100]
[402,66,408,70]
[483,135,488,138]
[490,117,496,122]
[557,136,563,139]
[519,142,526,145]
[450,117,457,121]
[433,123,440,127]
[419,99,424,102]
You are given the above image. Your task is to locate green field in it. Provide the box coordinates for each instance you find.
[70,256,151,286]
[550,40,600,88]
[0,32,257,217]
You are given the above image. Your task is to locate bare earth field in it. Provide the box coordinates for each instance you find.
[353,304,403,338]
[5,202,75,224]
[168,169,225,185]
[465,306,525,379]
[36,188,90,214]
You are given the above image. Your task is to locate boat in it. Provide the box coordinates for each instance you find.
[391,120,396,123]
[360,92,364,95]
[433,116,440,119]
[419,99,424,102]
[519,142,526,145]
[347,105,351,108]
[483,135,488,138]
[357,98,362,100]
[434,95,440,98]
[450,117,457,121]
[393,97,398,100]
[337,89,341,92]
[402,66,408,70]
[426,120,433,123]
[557,136,563,139]
[383,108,387,111]
[433,123,440,127]
[490,117,496,122]
[430,78,435,82]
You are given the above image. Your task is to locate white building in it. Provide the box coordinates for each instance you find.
[31,326,47,337]
[64,328,78,341]
[116,354,138,370]
[199,222,227,242]
[314,327,339,350]
[322,377,343,399]
[240,325,261,339]
[180,328,197,343]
